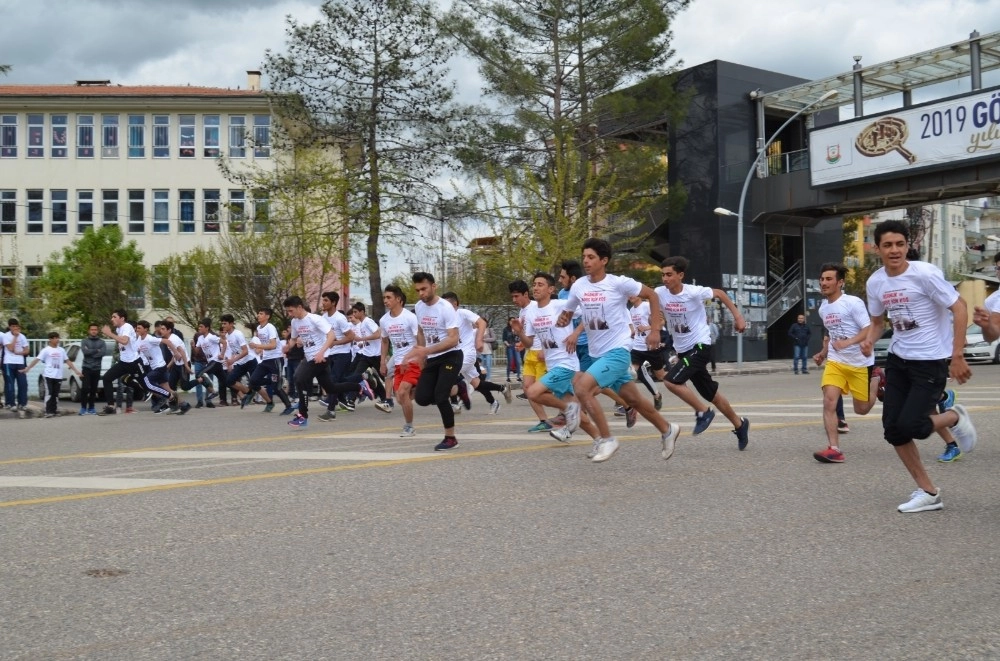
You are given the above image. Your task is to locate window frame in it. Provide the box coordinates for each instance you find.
[77,114,94,158]
[27,113,44,158]
[128,114,146,158]
[178,114,195,158]
[0,190,16,233]
[77,190,94,233]
[153,189,169,234]
[0,115,17,158]
[27,189,43,234]
[101,114,119,158]
[179,189,196,233]
[51,189,68,234]
[204,114,220,158]
[253,115,270,158]
[51,114,68,158]
[153,114,169,158]
[102,189,119,226]
[228,115,246,158]
[128,189,145,234]
[203,189,221,233]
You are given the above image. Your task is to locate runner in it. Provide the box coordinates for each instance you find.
[379,284,421,437]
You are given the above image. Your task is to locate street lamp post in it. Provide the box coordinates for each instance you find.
[715,89,837,367]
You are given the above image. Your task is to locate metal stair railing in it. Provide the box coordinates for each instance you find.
[766,259,803,327]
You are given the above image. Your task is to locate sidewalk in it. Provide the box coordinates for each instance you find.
[713,359,793,377]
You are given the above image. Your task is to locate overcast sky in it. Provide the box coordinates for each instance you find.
[2,0,998,283]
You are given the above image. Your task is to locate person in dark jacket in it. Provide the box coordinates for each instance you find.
[79,323,106,415]
[788,314,811,374]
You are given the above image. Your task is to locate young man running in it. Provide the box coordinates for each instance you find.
[628,293,664,411]
[284,295,339,428]
[405,272,462,451]
[219,314,257,408]
[328,302,387,410]
[557,238,681,463]
[510,279,555,431]
[320,291,356,410]
[99,309,143,415]
[380,285,421,437]
[811,263,884,463]
[134,320,188,414]
[443,291,511,415]
[244,308,295,414]
[865,220,977,513]
[194,319,229,407]
[655,256,750,450]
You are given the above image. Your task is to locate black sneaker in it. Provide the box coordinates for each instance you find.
[177,402,192,415]
[98,405,116,416]
[195,401,204,409]
[318,411,336,422]
[434,437,458,451]
[733,417,750,450]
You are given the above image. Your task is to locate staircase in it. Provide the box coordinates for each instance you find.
[766,259,803,327]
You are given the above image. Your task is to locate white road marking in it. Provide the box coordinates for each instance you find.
[0,476,198,490]
[94,451,439,461]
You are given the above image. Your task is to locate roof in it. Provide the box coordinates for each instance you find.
[0,84,264,98]
[760,29,1000,115]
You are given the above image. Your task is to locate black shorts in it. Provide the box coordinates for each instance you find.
[665,343,719,402]
[630,348,666,372]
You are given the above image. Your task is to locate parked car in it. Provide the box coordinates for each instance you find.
[30,340,116,402]
[873,329,892,365]
[963,324,1000,364]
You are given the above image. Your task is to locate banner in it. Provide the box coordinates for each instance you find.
[809,86,1000,187]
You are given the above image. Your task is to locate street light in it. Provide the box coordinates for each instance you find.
[715,89,837,367]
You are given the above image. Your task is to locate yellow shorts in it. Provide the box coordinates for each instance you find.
[822,360,871,401]
[523,349,548,380]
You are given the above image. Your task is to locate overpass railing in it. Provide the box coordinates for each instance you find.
[721,148,811,185]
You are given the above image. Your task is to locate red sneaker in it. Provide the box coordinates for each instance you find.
[874,367,886,402]
[814,446,845,463]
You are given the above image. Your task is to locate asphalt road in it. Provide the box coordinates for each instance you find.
[2,367,999,660]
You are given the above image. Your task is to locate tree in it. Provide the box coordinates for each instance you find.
[151,247,225,330]
[843,214,880,299]
[34,226,145,336]
[264,0,469,318]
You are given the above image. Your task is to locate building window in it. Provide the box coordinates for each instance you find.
[51,114,68,158]
[179,189,195,233]
[128,114,145,158]
[152,265,170,309]
[27,190,43,233]
[229,190,245,232]
[77,114,94,158]
[51,190,68,234]
[204,189,220,233]
[77,190,94,233]
[153,115,169,158]
[228,115,245,157]
[27,113,44,158]
[253,115,270,158]
[0,267,16,306]
[253,193,268,233]
[128,190,144,233]
[102,190,119,226]
[153,190,169,233]
[1,115,16,158]
[0,191,15,233]
[102,114,119,158]
[24,266,42,300]
[126,284,145,311]
[204,114,220,158]
[179,114,195,158]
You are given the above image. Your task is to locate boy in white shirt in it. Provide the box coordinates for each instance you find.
[22,332,81,417]
[3,317,31,410]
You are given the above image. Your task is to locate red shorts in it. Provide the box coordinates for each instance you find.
[393,361,422,391]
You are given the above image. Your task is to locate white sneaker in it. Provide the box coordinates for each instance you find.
[399,425,416,437]
[374,400,393,413]
[898,488,943,513]
[489,400,501,415]
[586,437,601,459]
[950,404,977,454]
[549,426,573,443]
[451,402,462,414]
[503,382,513,404]
[591,437,620,463]
[563,401,581,434]
[661,422,680,461]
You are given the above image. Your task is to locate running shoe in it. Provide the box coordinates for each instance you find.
[100,405,118,416]
[503,382,513,404]
[937,444,962,462]
[653,392,662,411]
[733,417,750,450]
[949,404,977,454]
[586,437,601,459]
[527,420,553,433]
[661,423,680,461]
[563,402,581,434]
[545,413,567,428]
[591,437,620,463]
[87,408,96,415]
[400,425,416,437]
[457,379,471,410]
[319,397,330,408]
[434,437,458,451]
[318,411,336,422]
[374,399,393,413]
[339,400,356,412]
[625,406,638,429]
[125,407,137,414]
[813,446,845,463]
[549,426,573,443]
[287,413,308,428]
[359,379,375,402]
[262,403,275,413]
[692,408,715,435]
[515,393,528,401]
[613,405,627,417]
[837,420,850,434]
[451,402,462,414]
[489,400,501,415]
[898,488,942,513]
[177,402,192,415]
[937,389,956,414]
[195,401,204,409]
[240,392,254,409]
[279,406,296,416]
[153,401,170,414]
[206,391,218,402]
[78,407,86,416]
[874,366,886,402]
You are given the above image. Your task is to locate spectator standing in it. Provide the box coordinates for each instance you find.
[2,318,30,410]
[480,323,496,380]
[79,323,106,415]
[502,317,522,382]
[788,314,811,374]
[707,318,720,373]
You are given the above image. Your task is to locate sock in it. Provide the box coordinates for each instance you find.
[830,445,840,452]
[945,442,957,449]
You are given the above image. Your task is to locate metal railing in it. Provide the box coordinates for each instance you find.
[721,148,811,185]
[766,260,803,327]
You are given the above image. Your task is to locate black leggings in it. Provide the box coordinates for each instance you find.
[103,360,143,406]
[414,350,463,429]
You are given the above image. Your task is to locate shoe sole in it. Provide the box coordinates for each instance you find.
[951,404,977,454]
[661,424,680,461]
[592,441,620,463]
[813,452,845,463]
[937,453,962,463]
[736,418,750,450]
[899,502,943,513]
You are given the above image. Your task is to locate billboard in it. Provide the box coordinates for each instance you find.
[809,86,1000,187]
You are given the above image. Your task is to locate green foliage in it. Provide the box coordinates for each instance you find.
[842,215,880,300]
[151,248,225,330]
[34,226,145,336]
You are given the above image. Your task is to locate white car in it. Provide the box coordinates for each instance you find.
[963,324,1000,364]
[873,329,892,366]
[30,340,116,402]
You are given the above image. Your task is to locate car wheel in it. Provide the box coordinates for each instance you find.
[69,378,81,402]
[994,346,1000,365]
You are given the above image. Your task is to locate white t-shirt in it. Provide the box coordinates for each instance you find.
[564,274,641,357]
[135,334,167,370]
[454,307,481,362]
[171,331,188,365]
[197,333,223,364]
[819,294,873,368]
[518,301,544,355]
[224,329,255,366]
[415,298,459,359]
[37,346,68,379]
[380,308,419,362]
[290,313,333,362]
[325,311,353,356]
[2,332,28,365]
[256,323,283,361]
[354,316,381,358]
[983,290,1000,314]
[522,299,579,371]
[115,322,140,363]
[629,300,652,351]
[654,283,713,354]
[249,336,263,363]
[866,261,959,360]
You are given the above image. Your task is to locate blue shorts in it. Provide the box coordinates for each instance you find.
[540,366,577,399]
[576,343,593,371]
[586,347,632,393]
